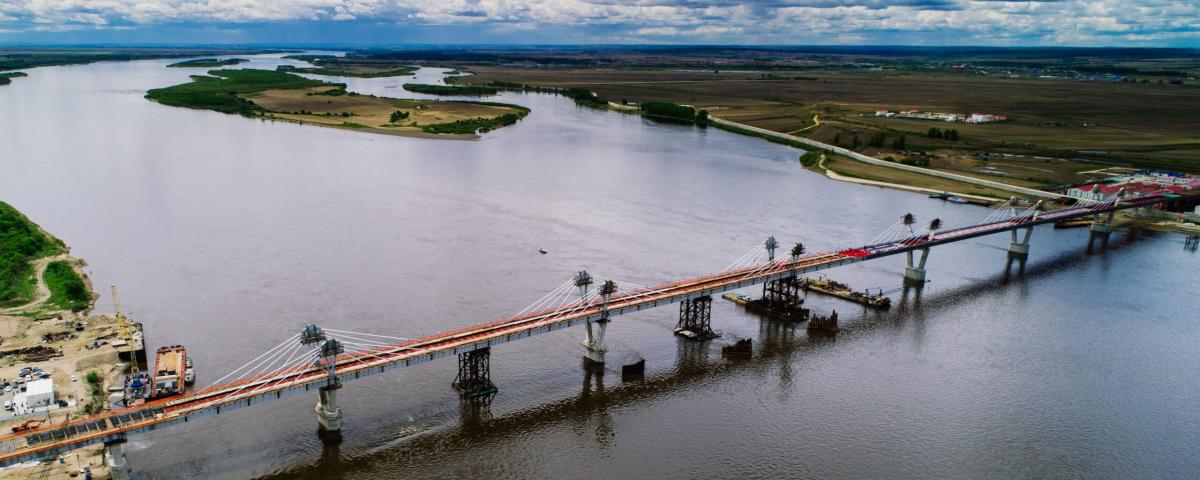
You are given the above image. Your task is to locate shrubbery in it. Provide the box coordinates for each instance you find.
[641,101,696,123]
[562,88,607,107]
[44,261,89,311]
[799,151,823,167]
[423,113,524,134]
[145,69,333,116]
[0,202,63,306]
[402,84,498,96]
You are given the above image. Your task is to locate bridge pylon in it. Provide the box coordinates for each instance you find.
[583,279,617,365]
[574,271,605,365]
[305,328,344,433]
[1009,200,1042,257]
[903,218,939,286]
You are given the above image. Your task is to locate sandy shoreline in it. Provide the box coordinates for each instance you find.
[814,154,1001,204]
[261,114,482,141]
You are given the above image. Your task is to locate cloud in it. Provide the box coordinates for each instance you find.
[0,0,1196,46]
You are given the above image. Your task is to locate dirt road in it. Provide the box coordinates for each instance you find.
[0,254,71,315]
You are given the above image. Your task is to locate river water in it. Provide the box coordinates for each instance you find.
[1,53,1198,479]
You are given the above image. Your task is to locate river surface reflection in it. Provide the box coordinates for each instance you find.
[1,54,1197,479]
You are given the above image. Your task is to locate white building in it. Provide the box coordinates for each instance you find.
[25,379,54,408]
[967,113,1008,123]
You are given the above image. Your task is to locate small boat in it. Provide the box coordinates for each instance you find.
[928,192,951,199]
[946,196,968,204]
[184,355,195,385]
[539,249,548,255]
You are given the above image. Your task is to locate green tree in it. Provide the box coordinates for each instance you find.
[927,127,942,138]
[892,135,906,150]
[696,109,709,127]
[799,151,822,167]
[868,132,887,148]
[945,129,959,141]
[852,136,861,149]
[833,133,841,146]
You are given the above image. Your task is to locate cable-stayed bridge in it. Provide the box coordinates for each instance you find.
[0,190,1190,469]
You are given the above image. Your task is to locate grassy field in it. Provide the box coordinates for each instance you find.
[0,202,64,307]
[167,58,248,68]
[820,155,1028,200]
[42,260,89,312]
[461,66,1200,176]
[249,87,529,136]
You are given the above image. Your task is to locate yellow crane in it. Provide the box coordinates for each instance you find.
[111,284,138,373]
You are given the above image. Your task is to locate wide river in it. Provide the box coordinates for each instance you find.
[1,54,1198,479]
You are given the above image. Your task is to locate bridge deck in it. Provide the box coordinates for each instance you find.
[0,193,1187,466]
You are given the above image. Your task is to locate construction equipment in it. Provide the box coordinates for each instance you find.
[111,284,138,374]
[11,418,47,433]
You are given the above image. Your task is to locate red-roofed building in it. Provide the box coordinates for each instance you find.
[1068,181,1179,202]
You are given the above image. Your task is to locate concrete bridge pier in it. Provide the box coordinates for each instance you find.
[583,319,609,364]
[1009,227,1033,257]
[1089,212,1115,250]
[904,247,930,286]
[315,384,343,432]
[105,438,131,480]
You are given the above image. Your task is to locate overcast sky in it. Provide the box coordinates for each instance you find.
[0,0,1196,47]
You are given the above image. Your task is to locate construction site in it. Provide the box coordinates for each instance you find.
[0,221,147,479]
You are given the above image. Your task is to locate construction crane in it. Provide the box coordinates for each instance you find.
[111,284,138,373]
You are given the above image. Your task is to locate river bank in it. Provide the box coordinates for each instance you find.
[0,205,137,479]
[812,154,1000,204]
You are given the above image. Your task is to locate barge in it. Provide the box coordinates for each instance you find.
[801,277,891,309]
[152,345,188,399]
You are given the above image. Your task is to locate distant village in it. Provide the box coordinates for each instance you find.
[875,110,1008,124]
[1066,171,1200,204]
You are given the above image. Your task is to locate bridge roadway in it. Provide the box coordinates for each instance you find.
[0,192,1188,466]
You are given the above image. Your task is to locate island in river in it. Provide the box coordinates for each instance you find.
[279,54,418,78]
[145,69,529,139]
[166,58,249,68]
[0,71,27,86]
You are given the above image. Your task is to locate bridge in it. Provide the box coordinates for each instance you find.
[0,189,1191,474]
